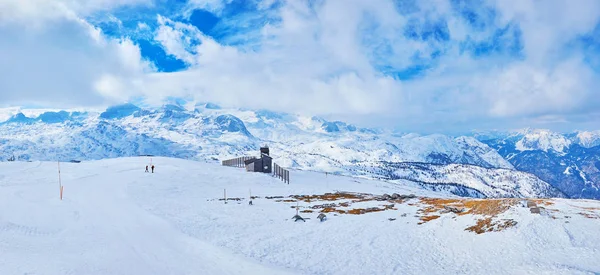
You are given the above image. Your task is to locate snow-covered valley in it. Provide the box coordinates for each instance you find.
[1,157,599,274]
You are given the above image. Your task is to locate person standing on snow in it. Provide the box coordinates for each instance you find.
[151,165,155,173]
[145,165,149,173]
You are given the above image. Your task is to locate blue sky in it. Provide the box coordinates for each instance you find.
[0,0,599,133]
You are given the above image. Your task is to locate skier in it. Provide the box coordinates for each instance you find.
[145,165,149,173]
[151,165,155,173]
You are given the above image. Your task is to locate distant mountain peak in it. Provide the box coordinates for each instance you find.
[100,103,141,120]
[514,129,571,153]
[3,112,36,124]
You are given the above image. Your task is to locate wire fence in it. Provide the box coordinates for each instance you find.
[221,156,256,168]
[273,163,290,184]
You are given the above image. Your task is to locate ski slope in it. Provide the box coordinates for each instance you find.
[1,157,599,275]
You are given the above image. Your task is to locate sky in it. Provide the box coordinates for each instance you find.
[0,0,599,133]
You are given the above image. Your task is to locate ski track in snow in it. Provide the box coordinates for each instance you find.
[1,157,599,275]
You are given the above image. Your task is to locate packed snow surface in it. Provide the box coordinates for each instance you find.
[1,157,599,275]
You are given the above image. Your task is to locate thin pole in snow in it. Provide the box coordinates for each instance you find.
[58,161,62,200]
[296,201,299,216]
[224,189,227,204]
[249,188,253,206]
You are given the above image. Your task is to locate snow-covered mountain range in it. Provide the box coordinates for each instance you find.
[0,103,597,199]
[477,129,600,199]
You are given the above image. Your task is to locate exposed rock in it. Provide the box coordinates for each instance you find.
[292,215,306,222]
[266,196,285,199]
[317,213,327,222]
[444,206,465,213]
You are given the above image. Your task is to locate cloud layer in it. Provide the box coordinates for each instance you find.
[0,0,599,132]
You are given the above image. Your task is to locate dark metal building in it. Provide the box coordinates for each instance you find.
[245,146,273,173]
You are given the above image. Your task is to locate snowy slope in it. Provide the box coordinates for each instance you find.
[0,159,293,275]
[0,158,598,275]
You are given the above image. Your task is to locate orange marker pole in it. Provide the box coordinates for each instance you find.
[60,186,64,200]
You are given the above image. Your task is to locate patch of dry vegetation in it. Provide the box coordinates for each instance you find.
[531,199,555,206]
[418,198,519,217]
[275,199,297,203]
[417,198,520,233]
[280,192,405,216]
[418,215,440,224]
[321,207,346,214]
[291,192,366,202]
[346,207,388,215]
[465,218,518,234]
[460,199,519,216]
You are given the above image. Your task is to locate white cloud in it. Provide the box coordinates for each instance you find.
[1,0,599,131]
[143,1,405,115]
[0,0,151,108]
[474,58,596,117]
[154,15,202,65]
[183,0,233,16]
[131,0,600,125]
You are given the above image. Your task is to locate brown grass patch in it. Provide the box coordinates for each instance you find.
[346,207,387,215]
[275,199,297,203]
[420,198,462,205]
[321,207,346,214]
[531,199,555,206]
[460,199,519,216]
[417,198,520,232]
[292,192,366,202]
[466,218,493,234]
[418,198,518,217]
[465,218,518,234]
[347,208,366,215]
[265,196,284,199]
[310,203,339,209]
[418,215,440,224]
